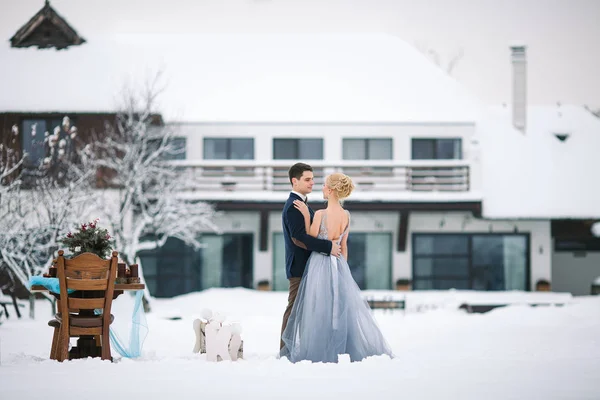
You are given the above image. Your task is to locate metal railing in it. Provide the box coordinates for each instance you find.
[168,160,471,192]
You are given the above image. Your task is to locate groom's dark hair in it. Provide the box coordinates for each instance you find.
[288,163,313,185]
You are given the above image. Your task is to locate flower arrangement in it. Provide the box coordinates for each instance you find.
[60,218,114,258]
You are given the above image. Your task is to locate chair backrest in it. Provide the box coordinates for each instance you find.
[56,250,119,325]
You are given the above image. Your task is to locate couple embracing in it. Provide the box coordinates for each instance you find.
[279,163,393,363]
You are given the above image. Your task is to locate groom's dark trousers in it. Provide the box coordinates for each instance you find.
[280,277,302,349]
[280,193,332,350]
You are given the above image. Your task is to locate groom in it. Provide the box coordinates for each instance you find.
[280,162,341,350]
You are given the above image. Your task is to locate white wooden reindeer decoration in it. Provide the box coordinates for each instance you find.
[193,309,243,361]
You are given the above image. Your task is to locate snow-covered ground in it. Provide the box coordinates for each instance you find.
[1,288,599,399]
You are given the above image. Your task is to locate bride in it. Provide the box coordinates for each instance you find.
[280,173,393,363]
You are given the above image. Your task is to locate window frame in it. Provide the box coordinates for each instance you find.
[203,137,255,160]
[342,138,393,160]
[411,138,463,160]
[272,138,324,160]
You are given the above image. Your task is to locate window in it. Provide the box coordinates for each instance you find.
[413,235,470,290]
[343,138,392,160]
[273,138,323,160]
[204,138,254,160]
[411,138,462,160]
[555,238,600,252]
[21,118,71,167]
[412,234,529,291]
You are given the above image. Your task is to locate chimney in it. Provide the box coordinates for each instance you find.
[510,45,527,132]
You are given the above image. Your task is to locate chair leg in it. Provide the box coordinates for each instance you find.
[50,326,59,360]
[101,326,112,361]
[58,325,70,362]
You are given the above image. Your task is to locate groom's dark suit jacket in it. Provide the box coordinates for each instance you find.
[282,192,332,279]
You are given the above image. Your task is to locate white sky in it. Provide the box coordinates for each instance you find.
[1,0,599,108]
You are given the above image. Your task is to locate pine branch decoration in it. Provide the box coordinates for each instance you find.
[59,218,114,258]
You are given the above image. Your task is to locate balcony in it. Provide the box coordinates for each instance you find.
[169,160,472,193]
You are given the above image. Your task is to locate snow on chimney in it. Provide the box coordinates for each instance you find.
[510,45,527,132]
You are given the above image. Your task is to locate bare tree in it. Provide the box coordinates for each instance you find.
[91,76,219,309]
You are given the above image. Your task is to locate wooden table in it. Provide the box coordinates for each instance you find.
[31,283,145,359]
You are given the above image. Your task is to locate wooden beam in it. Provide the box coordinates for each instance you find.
[397,211,409,252]
[551,219,600,238]
[259,210,269,251]
[214,200,482,214]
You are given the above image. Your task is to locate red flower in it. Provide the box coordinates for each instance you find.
[105,234,111,240]
[67,232,73,238]
[81,223,87,231]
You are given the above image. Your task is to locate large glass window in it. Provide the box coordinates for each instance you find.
[343,138,392,160]
[413,234,528,291]
[138,236,201,297]
[272,233,288,291]
[204,138,254,160]
[138,233,253,297]
[471,236,527,291]
[273,138,323,160]
[411,138,462,160]
[347,233,393,289]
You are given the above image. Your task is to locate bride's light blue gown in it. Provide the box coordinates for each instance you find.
[281,210,394,363]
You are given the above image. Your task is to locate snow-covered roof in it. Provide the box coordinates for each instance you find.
[479,104,600,219]
[0,33,482,123]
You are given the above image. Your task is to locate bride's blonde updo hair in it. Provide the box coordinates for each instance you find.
[326,173,355,200]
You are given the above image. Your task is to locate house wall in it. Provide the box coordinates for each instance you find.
[1,112,116,152]
[552,250,600,295]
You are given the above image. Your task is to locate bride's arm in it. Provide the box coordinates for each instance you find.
[309,211,322,238]
[293,200,321,238]
[341,213,350,260]
[341,228,349,260]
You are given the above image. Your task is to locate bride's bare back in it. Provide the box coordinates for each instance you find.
[318,206,349,241]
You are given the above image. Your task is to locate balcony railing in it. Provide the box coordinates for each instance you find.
[169,160,471,192]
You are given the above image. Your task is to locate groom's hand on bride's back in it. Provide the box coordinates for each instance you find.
[331,242,342,258]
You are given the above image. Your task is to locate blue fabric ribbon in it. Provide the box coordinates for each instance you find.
[107,290,148,358]
[28,276,74,294]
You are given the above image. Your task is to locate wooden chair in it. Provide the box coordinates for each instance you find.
[50,250,118,362]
